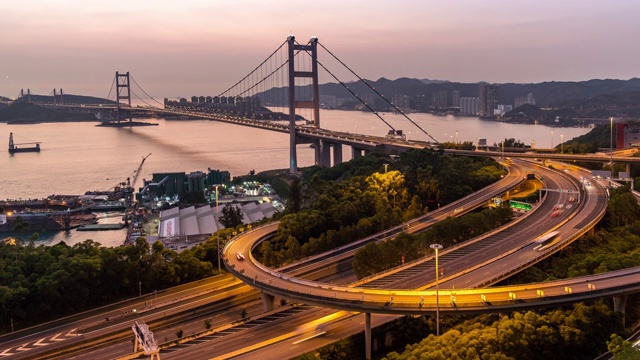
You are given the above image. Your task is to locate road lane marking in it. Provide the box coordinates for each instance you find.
[0,348,15,357]
[33,338,50,347]
[15,344,30,352]
[50,332,65,342]
[293,332,326,344]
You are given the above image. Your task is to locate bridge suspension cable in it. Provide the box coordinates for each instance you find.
[217,40,288,98]
[129,74,165,108]
[104,75,116,105]
[317,41,440,143]
[311,49,397,132]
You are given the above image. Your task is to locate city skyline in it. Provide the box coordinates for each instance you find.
[1,0,639,99]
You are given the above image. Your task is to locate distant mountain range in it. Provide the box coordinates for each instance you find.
[257,77,640,113]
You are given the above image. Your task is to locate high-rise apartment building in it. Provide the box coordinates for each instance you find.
[459,97,479,115]
[478,83,500,116]
[452,90,460,109]
[514,93,536,108]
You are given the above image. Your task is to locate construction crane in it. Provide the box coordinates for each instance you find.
[130,153,152,190]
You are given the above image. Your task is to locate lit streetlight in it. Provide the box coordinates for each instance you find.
[430,243,443,336]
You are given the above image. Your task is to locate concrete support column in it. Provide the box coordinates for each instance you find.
[614,295,628,327]
[626,164,631,176]
[333,143,343,166]
[365,312,372,360]
[261,291,275,312]
[613,295,628,314]
[352,147,363,159]
[320,140,331,167]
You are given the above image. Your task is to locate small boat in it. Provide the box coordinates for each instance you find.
[8,132,41,154]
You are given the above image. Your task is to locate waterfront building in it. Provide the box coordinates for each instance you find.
[514,93,536,108]
[452,90,461,109]
[494,104,513,116]
[392,94,411,111]
[431,91,448,109]
[320,95,338,109]
[479,83,501,116]
[158,200,277,238]
[459,97,479,115]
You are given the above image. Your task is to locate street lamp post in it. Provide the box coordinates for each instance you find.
[430,243,443,336]
[560,134,564,154]
[551,130,554,149]
[383,163,389,173]
[214,184,221,274]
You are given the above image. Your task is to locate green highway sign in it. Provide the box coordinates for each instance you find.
[509,200,532,211]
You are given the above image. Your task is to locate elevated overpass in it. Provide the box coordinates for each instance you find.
[223,161,632,359]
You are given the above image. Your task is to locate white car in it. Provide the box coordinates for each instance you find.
[236,252,245,261]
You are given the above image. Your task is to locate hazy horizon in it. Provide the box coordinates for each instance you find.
[2,0,639,99]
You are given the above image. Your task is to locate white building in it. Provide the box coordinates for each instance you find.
[158,201,278,238]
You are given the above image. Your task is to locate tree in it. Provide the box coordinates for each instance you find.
[286,176,302,213]
[12,216,29,232]
[219,204,244,228]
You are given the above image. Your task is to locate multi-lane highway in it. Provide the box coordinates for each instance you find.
[0,159,618,360]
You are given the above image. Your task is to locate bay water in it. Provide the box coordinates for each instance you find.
[1,110,591,246]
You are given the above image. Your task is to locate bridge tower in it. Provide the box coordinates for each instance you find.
[287,35,321,174]
[115,71,133,123]
[53,88,57,107]
[59,88,64,105]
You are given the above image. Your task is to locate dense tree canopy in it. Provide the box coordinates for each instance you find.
[259,149,506,267]
[0,238,214,333]
[383,302,624,360]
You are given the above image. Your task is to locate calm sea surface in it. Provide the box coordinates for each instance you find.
[1,109,591,246]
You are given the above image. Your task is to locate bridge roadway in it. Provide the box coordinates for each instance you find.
[43,103,640,164]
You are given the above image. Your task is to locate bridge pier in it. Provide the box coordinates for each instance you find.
[261,291,275,312]
[614,295,628,326]
[352,147,364,159]
[365,312,372,360]
[333,143,343,166]
[320,140,331,167]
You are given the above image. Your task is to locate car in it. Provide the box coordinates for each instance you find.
[551,211,559,218]
[236,252,245,261]
[569,197,575,202]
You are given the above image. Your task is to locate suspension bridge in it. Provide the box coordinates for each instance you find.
[9,35,640,173]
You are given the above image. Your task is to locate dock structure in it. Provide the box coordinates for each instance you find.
[8,132,41,154]
[77,223,126,231]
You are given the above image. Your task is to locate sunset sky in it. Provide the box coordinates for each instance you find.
[1,0,638,99]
